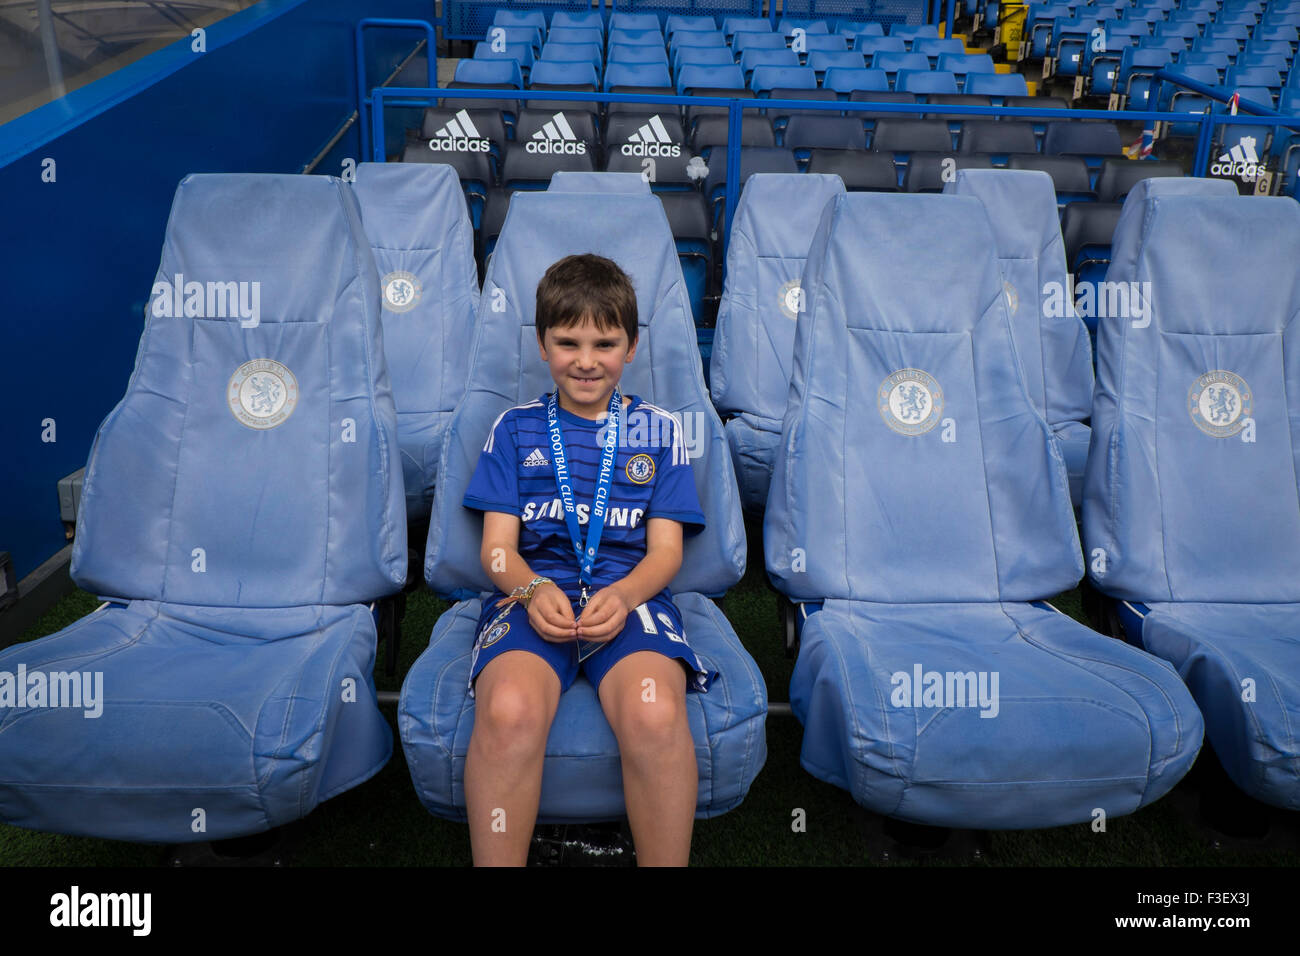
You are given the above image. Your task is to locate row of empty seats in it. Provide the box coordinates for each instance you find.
[3,165,1294,844]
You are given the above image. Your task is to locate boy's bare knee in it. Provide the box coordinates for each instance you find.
[477,682,551,743]
[613,692,689,755]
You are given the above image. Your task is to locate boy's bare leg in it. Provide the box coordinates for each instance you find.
[598,651,696,866]
[466,650,562,866]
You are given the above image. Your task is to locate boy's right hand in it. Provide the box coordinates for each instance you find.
[526,582,578,642]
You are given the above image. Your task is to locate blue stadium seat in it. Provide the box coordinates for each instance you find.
[1085,186,1300,811]
[657,191,713,324]
[872,51,931,84]
[0,174,404,842]
[1192,36,1243,61]
[824,67,891,94]
[751,65,818,94]
[723,16,773,41]
[400,189,767,824]
[808,50,866,76]
[914,38,967,62]
[551,11,604,34]
[611,12,662,33]
[454,58,523,89]
[673,45,735,81]
[610,28,664,50]
[666,14,717,37]
[710,173,846,512]
[856,35,907,57]
[670,30,727,55]
[539,41,603,70]
[678,63,745,94]
[963,72,1031,100]
[740,47,802,78]
[800,34,851,56]
[779,17,830,35]
[889,23,940,47]
[943,169,1094,506]
[838,21,885,40]
[898,70,960,95]
[546,27,603,48]
[529,59,600,88]
[481,25,543,53]
[734,32,789,54]
[604,61,672,92]
[493,9,546,33]
[609,43,670,67]
[764,191,1202,829]
[354,163,479,521]
[1115,45,1177,109]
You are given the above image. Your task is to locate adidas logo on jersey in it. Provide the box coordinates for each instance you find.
[526,113,588,154]
[523,448,549,467]
[427,109,491,153]
[620,115,682,157]
[1211,136,1266,180]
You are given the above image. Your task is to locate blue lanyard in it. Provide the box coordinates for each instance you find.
[546,388,621,606]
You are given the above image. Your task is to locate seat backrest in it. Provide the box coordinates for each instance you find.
[1094,158,1183,202]
[353,163,480,515]
[548,171,651,194]
[711,174,846,423]
[72,174,406,606]
[424,191,745,598]
[764,193,1082,603]
[1086,192,1300,602]
[944,169,1094,436]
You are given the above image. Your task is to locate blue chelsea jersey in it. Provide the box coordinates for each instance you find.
[463,394,706,592]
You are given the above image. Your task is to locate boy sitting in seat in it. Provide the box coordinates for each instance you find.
[462,253,714,866]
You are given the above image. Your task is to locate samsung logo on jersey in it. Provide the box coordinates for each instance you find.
[522,499,644,528]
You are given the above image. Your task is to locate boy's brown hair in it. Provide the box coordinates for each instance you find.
[535,254,638,343]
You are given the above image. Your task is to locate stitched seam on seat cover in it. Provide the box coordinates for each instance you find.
[1003,602,1174,800]
[161,322,200,602]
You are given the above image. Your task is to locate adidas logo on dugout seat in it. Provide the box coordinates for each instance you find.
[428,109,491,153]
[1211,136,1268,181]
[528,112,588,154]
[621,115,682,157]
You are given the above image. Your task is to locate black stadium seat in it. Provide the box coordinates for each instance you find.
[1094,158,1184,203]
[870,117,953,153]
[960,120,1038,155]
[691,113,777,157]
[806,148,899,191]
[1009,154,1097,203]
[783,114,869,153]
[903,151,993,192]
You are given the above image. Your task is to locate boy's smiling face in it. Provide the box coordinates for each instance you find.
[538,315,637,420]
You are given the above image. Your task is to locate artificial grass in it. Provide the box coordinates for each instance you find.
[2,518,1297,866]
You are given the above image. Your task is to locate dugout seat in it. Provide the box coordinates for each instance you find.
[710,173,847,513]
[764,192,1202,828]
[353,163,480,521]
[943,169,1094,507]
[1084,187,1300,811]
[0,174,405,841]
[399,189,767,823]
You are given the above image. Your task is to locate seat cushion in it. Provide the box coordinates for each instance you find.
[790,599,1203,828]
[399,591,767,822]
[1141,602,1300,810]
[0,601,391,842]
[724,413,782,513]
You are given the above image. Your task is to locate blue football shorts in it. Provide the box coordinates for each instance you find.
[468,589,716,696]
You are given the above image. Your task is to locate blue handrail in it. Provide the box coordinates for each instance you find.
[355,18,441,161]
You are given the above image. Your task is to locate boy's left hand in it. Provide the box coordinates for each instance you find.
[576,585,632,642]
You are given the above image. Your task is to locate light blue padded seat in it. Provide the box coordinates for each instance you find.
[765,192,1203,828]
[943,169,1094,507]
[399,189,767,822]
[710,173,846,513]
[353,162,480,521]
[1085,187,1300,810]
[0,174,405,842]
